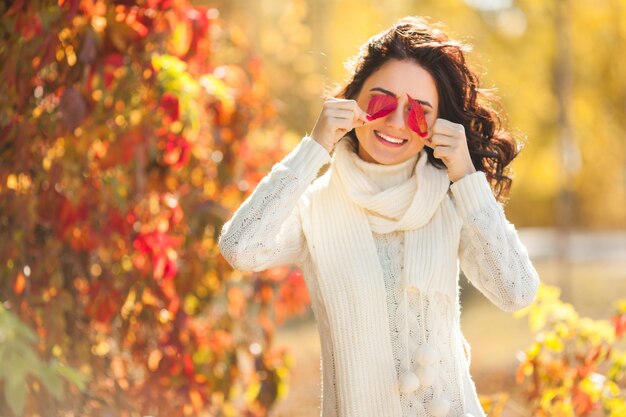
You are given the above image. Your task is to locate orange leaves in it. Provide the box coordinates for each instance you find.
[167,5,214,59]
[96,128,143,170]
[612,313,626,338]
[516,285,626,416]
[160,131,191,170]
[227,287,246,319]
[107,5,149,52]
[211,329,234,351]
[275,269,310,324]
[13,272,26,295]
[85,281,122,328]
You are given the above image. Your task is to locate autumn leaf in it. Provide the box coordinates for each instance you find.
[407,94,428,138]
[366,94,397,121]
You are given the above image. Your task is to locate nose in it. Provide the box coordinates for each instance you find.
[385,101,407,131]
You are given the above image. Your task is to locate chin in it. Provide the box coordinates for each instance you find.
[357,134,422,165]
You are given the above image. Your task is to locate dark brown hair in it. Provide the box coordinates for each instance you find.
[335,16,519,201]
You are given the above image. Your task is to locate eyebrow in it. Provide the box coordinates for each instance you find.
[369,87,433,109]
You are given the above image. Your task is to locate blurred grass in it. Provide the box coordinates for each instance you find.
[270,258,626,417]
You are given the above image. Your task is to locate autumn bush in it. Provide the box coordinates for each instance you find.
[515,285,626,417]
[0,1,311,416]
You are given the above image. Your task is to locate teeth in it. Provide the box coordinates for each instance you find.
[376,131,406,144]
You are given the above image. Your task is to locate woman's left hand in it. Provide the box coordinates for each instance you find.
[427,118,476,182]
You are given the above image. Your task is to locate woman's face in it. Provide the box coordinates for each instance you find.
[354,59,439,165]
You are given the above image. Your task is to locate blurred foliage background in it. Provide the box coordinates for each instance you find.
[1,0,625,416]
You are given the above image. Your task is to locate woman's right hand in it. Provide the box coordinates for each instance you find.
[309,98,370,154]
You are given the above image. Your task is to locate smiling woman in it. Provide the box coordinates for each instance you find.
[219,16,539,417]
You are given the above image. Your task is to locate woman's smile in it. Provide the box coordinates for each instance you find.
[374,130,408,146]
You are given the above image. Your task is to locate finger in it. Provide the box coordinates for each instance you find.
[325,99,369,123]
[329,116,354,131]
[433,118,466,138]
[432,144,452,161]
[326,108,358,120]
[429,134,456,148]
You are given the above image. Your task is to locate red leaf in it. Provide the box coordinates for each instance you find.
[86,282,122,327]
[133,230,181,280]
[162,132,191,170]
[104,53,124,67]
[183,353,194,377]
[147,0,174,10]
[612,314,626,338]
[15,11,42,41]
[160,94,180,122]
[366,94,397,121]
[185,7,211,58]
[407,94,428,138]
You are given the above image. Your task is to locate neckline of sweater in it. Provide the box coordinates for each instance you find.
[350,150,420,191]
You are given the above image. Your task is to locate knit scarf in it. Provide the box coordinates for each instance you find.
[306,135,455,416]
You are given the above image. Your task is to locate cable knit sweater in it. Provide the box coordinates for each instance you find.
[218,136,539,417]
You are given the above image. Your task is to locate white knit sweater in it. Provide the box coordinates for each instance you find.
[219,136,539,417]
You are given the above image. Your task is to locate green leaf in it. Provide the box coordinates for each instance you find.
[37,366,64,400]
[5,372,27,415]
[54,364,87,391]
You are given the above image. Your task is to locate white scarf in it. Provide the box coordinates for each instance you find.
[306,135,457,416]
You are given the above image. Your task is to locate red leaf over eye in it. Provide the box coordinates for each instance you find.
[407,94,429,138]
[366,94,398,121]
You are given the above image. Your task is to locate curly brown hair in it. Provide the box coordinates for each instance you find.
[334,16,519,201]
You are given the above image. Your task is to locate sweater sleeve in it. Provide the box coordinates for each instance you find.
[218,136,331,272]
[451,171,540,312]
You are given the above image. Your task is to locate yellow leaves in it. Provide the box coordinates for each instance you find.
[183,294,199,316]
[169,16,193,57]
[91,338,110,356]
[120,287,136,319]
[543,331,565,352]
[479,392,509,416]
[200,73,234,104]
[275,364,290,400]
[516,284,579,333]
[580,374,603,402]
[6,173,32,193]
[518,283,626,417]
[91,15,107,34]
[578,317,615,345]
[244,380,261,405]
[202,271,221,292]
[607,399,626,417]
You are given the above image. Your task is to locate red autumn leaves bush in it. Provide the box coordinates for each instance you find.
[0,1,311,416]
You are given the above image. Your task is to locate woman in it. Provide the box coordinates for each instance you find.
[218,16,539,417]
